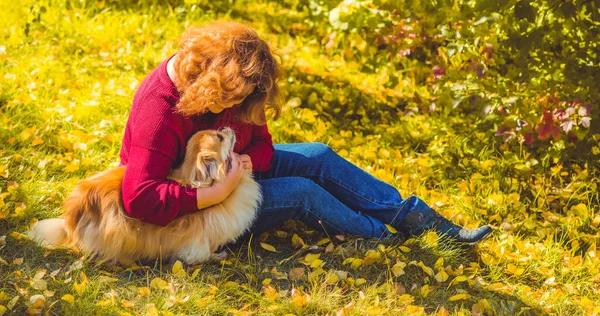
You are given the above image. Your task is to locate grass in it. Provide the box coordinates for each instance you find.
[1,0,599,315]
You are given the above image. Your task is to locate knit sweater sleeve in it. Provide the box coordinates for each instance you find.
[239,122,274,172]
[121,110,198,226]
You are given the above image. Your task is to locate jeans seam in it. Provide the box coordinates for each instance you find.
[303,173,401,209]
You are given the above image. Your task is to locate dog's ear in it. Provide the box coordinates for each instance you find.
[194,151,219,184]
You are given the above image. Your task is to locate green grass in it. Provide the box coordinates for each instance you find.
[1,0,599,315]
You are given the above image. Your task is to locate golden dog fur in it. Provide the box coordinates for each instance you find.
[28,128,260,265]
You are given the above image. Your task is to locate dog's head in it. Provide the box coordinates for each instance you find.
[183,127,236,187]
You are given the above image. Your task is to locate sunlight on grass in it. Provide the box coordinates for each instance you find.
[1,0,599,315]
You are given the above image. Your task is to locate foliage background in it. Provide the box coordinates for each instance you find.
[0,0,599,314]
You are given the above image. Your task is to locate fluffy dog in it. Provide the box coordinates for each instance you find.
[28,128,260,265]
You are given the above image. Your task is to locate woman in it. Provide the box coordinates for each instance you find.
[119,21,492,245]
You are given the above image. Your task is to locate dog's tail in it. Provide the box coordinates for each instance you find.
[28,218,68,248]
[28,167,127,251]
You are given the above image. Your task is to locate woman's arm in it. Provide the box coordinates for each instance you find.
[239,123,274,172]
[122,145,200,225]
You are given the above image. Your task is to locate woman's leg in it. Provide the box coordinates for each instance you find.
[238,177,394,241]
[254,143,491,243]
[255,143,428,228]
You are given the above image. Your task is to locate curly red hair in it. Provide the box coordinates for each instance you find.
[173,21,281,125]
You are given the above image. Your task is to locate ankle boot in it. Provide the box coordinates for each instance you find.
[398,209,492,245]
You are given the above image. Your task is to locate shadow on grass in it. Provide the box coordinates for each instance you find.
[1,220,549,315]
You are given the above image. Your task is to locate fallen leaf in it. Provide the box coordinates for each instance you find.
[289,267,305,281]
[449,293,470,301]
[171,260,186,277]
[260,243,277,252]
[150,278,169,290]
[365,305,382,315]
[385,224,397,234]
[121,300,134,308]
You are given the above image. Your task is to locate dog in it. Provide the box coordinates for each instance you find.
[28,128,260,265]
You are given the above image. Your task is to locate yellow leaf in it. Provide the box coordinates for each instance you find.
[355,278,366,286]
[392,262,407,277]
[350,258,364,270]
[437,306,449,316]
[505,264,525,276]
[96,299,111,307]
[191,268,200,279]
[324,272,339,284]
[451,275,469,285]
[397,294,414,306]
[365,306,382,315]
[150,277,169,290]
[0,165,7,179]
[197,296,213,308]
[449,293,470,301]
[31,137,44,146]
[146,304,159,316]
[20,127,35,141]
[435,271,449,283]
[29,295,45,308]
[420,285,430,297]
[61,294,74,305]
[417,261,434,276]
[405,305,426,314]
[260,243,277,252]
[385,224,397,234]
[31,278,47,290]
[422,231,438,247]
[136,287,151,296]
[487,193,503,205]
[487,282,511,294]
[73,282,86,296]
[310,259,324,269]
[291,234,306,248]
[121,300,134,308]
[304,253,320,264]
[399,246,411,253]
[0,305,5,316]
[434,257,445,270]
[263,285,278,302]
[63,163,79,173]
[365,250,381,260]
[291,293,309,307]
[317,238,330,245]
[171,260,186,277]
[80,271,88,283]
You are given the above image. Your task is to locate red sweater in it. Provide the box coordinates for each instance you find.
[119,55,274,226]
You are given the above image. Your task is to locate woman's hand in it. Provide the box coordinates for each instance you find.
[196,153,248,209]
[215,152,245,197]
[239,154,253,173]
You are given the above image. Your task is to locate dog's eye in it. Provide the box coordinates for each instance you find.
[217,134,224,142]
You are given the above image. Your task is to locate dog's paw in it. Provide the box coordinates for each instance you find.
[210,251,228,262]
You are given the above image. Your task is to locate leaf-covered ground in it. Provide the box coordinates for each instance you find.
[1,0,599,315]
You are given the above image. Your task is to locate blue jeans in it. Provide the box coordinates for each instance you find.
[238,143,433,241]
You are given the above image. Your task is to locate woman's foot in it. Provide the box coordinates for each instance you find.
[399,210,492,245]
